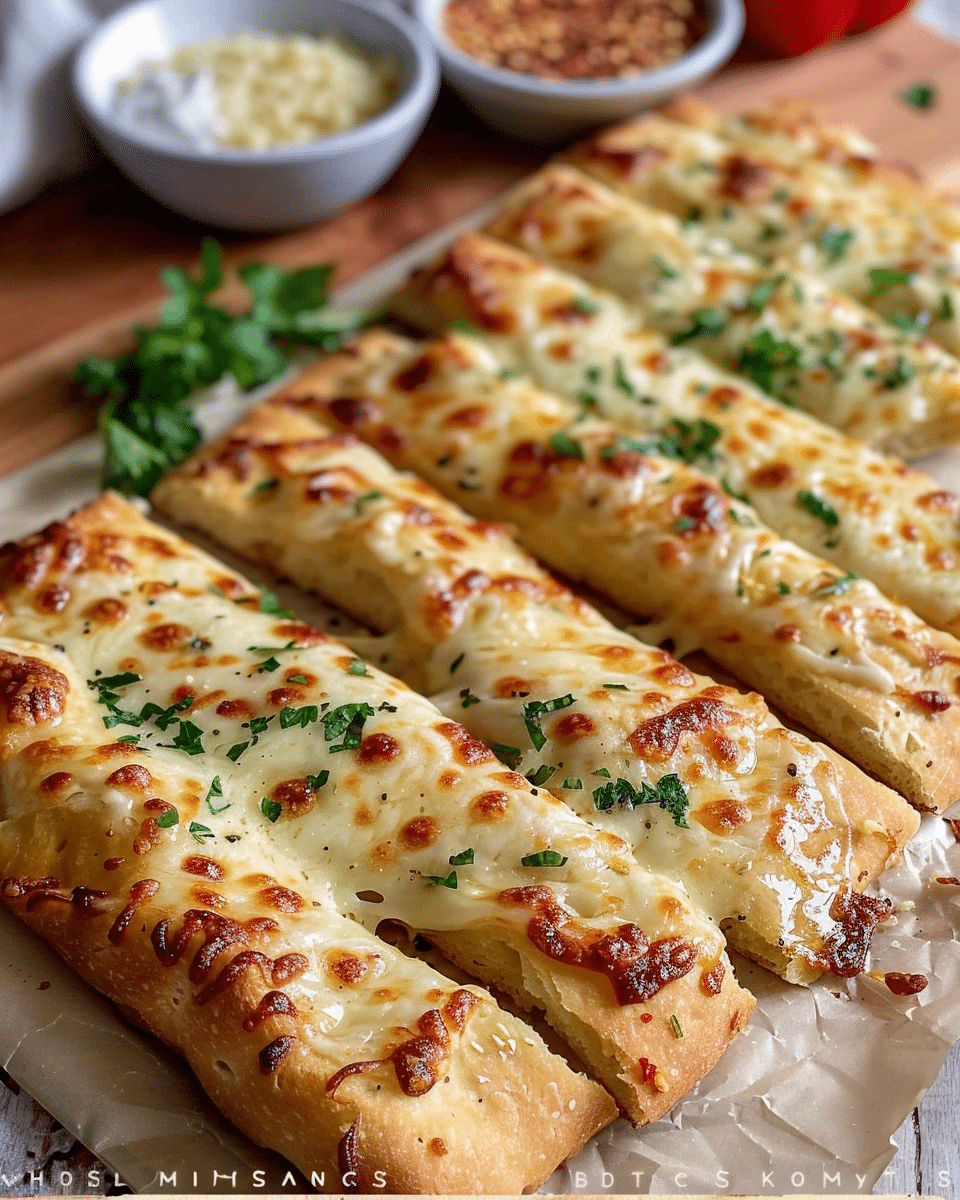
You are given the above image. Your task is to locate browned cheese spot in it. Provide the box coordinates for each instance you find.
[105,764,153,792]
[470,790,511,822]
[553,712,597,743]
[358,733,401,765]
[82,597,128,624]
[694,799,751,836]
[272,778,315,817]
[749,462,795,489]
[140,623,192,653]
[400,816,439,850]
[0,653,68,726]
[40,771,73,794]
[629,696,739,761]
[435,721,495,765]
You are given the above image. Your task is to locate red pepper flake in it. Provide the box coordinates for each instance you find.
[637,1056,658,1085]
[882,972,928,996]
[935,875,960,885]
[944,818,960,843]
[38,981,50,990]
[639,1012,653,1023]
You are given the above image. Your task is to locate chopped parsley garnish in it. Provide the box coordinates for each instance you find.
[746,274,786,313]
[614,356,637,397]
[260,797,282,823]
[739,329,803,393]
[347,658,368,676]
[668,417,722,465]
[525,763,558,787]
[592,767,611,778]
[227,742,250,762]
[189,821,214,843]
[668,1014,684,1039]
[550,431,585,459]
[307,770,330,790]
[603,683,630,690]
[91,672,142,705]
[651,254,678,280]
[205,776,230,814]
[460,687,481,708]
[288,673,309,685]
[450,652,465,673]
[279,704,320,729]
[868,267,913,299]
[255,656,282,674]
[778,582,792,595]
[353,490,383,515]
[674,516,697,533]
[811,571,860,598]
[321,702,375,753]
[561,776,583,790]
[797,490,840,527]
[115,734,141,745]
[671,306,728,345]
[760,222,783,242]
[941,294,955,321]
[577,389,600,411]
[521,850,568,868]
[491,743,523,770]
[74,241,368,495]
[870,354,916,390]
[258,587,292,617]
[817,226,855,262]
[424,870,458,888]
[572,296,600,315]
[251,477,279,497]
[592,774,690,828]
[449,848,475,866]
[902,83,936,109]
[160,720,204,756]
[522,694,576,751]
[156,808,179,829]
[450,318,480,335]
[497,366,521,380]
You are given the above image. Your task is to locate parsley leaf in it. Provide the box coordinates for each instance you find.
[868,267,914,299]
[189,821,214,843]
[75,241,368,496]
[424,870,458,888]
[592,774,690,828]
[260,797,282,823]
[550,431,584,459]
[205,776,230,814]
[521,850,568,867]
[279,704,320,729]
[156,808,179,829]
[307,770,330,790]
[817,226,855,262]
[258,586,291,617]
[321,702,375,753]
[561,776,583,789]
[449,848,475,866]
[739,329,803,393]
[347,658,369,676]
[671,307,728,345]
[460,687,481,708]
[902,83,936,109]
[522,694,576,751]
[491,743,523,769]
[525,763,558,787]
[161,720,205,756]
[797,490,840,527]
[746,274,787,313]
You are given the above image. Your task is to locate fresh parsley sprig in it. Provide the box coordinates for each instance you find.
[75,239,370,496]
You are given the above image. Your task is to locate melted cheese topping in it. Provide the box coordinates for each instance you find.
[155,405,915,981]
[564,111,960,361]
[269,330,960,813]
[0,638,606,1190]
[0,495,740,1125]
[488,164,960,457]
[392,232,960,640]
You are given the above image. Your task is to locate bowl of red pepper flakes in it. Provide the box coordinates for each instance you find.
[411,0,743,143]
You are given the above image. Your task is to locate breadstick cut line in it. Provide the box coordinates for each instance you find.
[265,328,960,813]
[390,231,960,642]
[153,401,917,985]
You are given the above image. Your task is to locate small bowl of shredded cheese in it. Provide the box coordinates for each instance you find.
[412,0,743,143]
[74,0,439,231]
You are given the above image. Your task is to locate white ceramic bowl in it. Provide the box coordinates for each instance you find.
[412,0,744,144]
[73,0,439,232]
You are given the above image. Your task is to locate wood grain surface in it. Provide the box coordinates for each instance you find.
[0,10,958,1198]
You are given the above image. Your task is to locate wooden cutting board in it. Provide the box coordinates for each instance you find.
[0,14,958,479]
